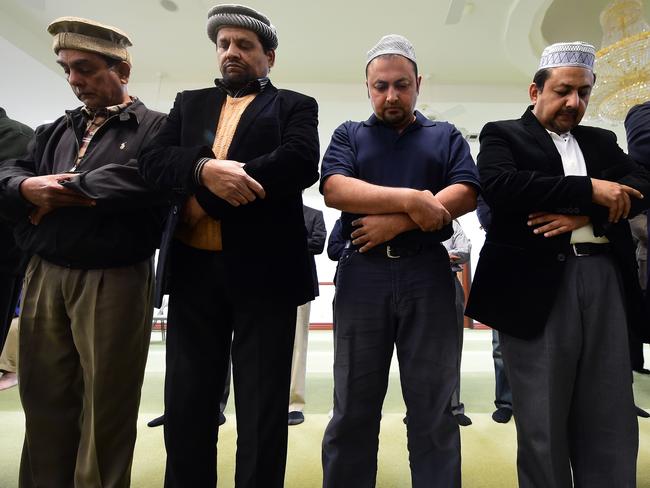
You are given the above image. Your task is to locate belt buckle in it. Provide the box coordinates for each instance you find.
[386,245,400,259]
[571,244,588,257]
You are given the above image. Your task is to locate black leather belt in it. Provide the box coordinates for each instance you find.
[569,243,611,257]
[356,242,439,259]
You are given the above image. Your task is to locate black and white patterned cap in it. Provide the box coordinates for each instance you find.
[207,4,278,49]
[366,34,417,68]
[538,42,595,71]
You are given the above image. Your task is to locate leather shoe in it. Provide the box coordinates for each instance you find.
[219,412,226,426]
[633,368,650,375]
[288,411,304,425]
[147,414,165,428]
[492,407,513,424]
[636,405,650,418]
[455,413,472,427]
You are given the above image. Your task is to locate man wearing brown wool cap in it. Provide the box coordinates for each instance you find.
[0,16,166,488]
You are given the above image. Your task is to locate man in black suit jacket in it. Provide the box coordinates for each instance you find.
[466,42,650,487]
[138,5,319,488]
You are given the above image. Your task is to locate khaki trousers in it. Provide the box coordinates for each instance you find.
[0,317,18,373]
[289,301,311,412]
[18,256,154,488]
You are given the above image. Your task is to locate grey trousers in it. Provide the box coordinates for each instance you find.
[501,254,638,488]
[19,256,154,488]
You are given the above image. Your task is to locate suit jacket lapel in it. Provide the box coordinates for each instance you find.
[195,88,225,148]
[521,108,565,175]
[229,84,277,156]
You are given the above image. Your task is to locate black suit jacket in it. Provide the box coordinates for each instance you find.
[302,205,326,297]
[139,82,320,307]
[466,107,650,340]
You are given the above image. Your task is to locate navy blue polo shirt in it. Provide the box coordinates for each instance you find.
[320,110,480,246]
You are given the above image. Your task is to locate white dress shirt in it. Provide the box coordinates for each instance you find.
[548,130,609,244]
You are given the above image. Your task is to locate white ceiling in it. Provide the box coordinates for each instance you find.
[3,0,636,87]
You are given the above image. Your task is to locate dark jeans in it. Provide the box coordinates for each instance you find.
[163,241,296,488]
[322,246,461,488]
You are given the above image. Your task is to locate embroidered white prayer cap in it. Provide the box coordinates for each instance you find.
[538,41,596,71]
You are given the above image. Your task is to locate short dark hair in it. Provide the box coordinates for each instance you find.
[533,67,597,91]
[256,34,275,54]
[533,68,552,91]
[365,54,418,79]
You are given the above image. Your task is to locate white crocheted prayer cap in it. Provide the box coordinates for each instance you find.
[366,34,417,68]
[538,41,595,71]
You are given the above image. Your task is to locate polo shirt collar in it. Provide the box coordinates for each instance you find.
[363,110,435,128]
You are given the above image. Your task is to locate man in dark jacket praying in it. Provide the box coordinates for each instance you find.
[0,17,165,488]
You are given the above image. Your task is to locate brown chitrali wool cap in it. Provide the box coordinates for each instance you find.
[47,16,133,65]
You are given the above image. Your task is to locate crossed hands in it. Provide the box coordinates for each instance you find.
[527,212,589,237]
[351,190,451,252]
[200,159,265,206]
[404,190,451,231]
[19,173,95,225]
[591,178,643,223]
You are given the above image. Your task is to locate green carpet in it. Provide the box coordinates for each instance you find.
[1,338,649,487]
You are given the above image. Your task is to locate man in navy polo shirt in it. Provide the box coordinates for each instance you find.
[320,35,479,488]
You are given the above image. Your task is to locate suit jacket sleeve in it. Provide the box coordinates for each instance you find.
[478,121,593,215]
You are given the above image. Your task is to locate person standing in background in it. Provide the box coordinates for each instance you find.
[288,204,326,425]
[625,101,650,377]
[0,107,33,378]
[443,219,472,427]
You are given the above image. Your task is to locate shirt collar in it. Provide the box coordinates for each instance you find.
[214,77,269,98]
[81,97,135,120]
[363,110,435,128]
[546,129,572,142]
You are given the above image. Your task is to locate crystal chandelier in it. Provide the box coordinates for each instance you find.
[590,0,650,123]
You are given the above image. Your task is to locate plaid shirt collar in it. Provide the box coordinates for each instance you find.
[81,97,136,121]
[214,77,269,98]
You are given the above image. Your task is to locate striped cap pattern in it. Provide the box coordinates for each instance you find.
[207,4,278,49]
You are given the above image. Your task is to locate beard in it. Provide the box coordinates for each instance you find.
[380,105,411,128]
[221,63,255,88]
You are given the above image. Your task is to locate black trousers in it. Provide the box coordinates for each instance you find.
[163,241,296,488]
[322,246,461,488]
[0,271,22,352]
